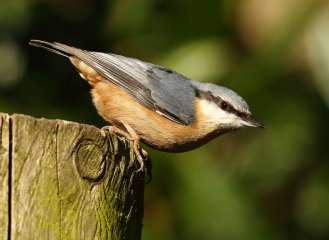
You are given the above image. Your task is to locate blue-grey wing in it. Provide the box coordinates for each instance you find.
[88,52,196,125]
[145,65,196,124]
[29,41,196,125]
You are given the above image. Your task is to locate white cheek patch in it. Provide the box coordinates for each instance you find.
[198,99,243,128]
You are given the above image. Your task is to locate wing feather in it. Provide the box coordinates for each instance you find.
[29,40,196,125]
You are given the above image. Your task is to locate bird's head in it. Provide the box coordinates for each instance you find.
[192,82,264,132]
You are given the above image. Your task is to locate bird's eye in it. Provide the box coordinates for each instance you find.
[221,101,228,110]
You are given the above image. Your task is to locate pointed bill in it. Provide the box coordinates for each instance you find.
[242,117,264,128]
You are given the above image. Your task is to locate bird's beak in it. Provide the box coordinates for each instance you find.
[242,117,264,128]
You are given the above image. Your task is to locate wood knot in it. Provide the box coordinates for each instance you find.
[74,139,107,182]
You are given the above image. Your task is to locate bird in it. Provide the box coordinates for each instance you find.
[29,39,263,172]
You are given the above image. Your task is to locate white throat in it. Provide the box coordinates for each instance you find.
[198,99,243,129]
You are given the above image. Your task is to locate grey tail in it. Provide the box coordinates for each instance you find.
[28,40,100,70]
[29,40,75,58]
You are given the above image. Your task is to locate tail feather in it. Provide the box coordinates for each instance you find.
[29,40,98,68]
[28,40,75,58]
[29,40,106,86]
[29,39,108,79]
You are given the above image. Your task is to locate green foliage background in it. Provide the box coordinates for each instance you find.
[1,0,329,239]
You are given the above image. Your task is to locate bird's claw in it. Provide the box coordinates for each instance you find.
[133,143,148,172]
[100,125,152,182]
[100,126,113,137]
[134,146,152,183]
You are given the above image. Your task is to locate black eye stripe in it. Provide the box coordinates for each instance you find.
[236,111,250,119]
[219,100,249,118]
[221,101,228,109]
[196,89,249,117]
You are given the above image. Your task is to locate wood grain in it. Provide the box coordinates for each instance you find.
[0,113,144,240]
[0,114,10,240]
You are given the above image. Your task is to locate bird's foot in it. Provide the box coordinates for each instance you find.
[133,141,144,172]
[101,125,130,139]
[100,125,151,178]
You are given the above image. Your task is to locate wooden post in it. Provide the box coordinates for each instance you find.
[0,113,144,240]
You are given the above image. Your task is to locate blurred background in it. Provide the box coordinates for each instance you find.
[1,0,329,239]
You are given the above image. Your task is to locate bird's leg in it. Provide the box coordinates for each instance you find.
[121,122,148,172]
[101,123,148,173]
[121,124,151,182]
[101,125,132,140]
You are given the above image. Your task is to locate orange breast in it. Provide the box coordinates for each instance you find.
[91,81,219,152]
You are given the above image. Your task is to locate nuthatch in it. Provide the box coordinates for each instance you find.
[29,40,263,171]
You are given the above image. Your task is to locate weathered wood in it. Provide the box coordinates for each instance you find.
[0,113,144,240]
[0,114,10,240]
